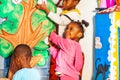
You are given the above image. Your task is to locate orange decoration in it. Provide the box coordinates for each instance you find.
[116,0,120,5]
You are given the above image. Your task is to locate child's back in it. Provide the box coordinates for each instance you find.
[12,68,40,80]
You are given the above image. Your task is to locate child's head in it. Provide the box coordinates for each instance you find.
[62,0,80,10]
[12,44,32,68]
[9,44,32,78]
[64,20,89,41]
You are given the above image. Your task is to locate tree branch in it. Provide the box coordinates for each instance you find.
[30,7,37,16]
[29,7,37,32]
[0,35,17,48]
[21,1,28,8]
[28,32,45,48]
[29,0,34,9]
[27,22,43,42]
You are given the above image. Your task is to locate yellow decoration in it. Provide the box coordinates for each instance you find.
[61,8,80,15]
[98,0,101,7]
[112,12,120,79]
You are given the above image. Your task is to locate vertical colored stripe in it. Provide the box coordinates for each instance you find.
[116,0,120,5]
[100,0,107,8]
[98,0,101,8]
[106,0,115,8]
[94,13,111,80]
[107,0,110,8]
[118,28,120,80]
[113,12,120,80]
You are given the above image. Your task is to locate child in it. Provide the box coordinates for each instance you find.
[36,0,81,79]
[49,20,89,80]
[8,44,41,80]
[36,0,81,35]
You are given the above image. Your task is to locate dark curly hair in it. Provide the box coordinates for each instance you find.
[71,20,89,39]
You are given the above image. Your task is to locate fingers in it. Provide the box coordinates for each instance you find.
[35,4,41,9]
[35,3,47,10]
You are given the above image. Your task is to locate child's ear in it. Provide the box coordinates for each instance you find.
[74,0,79,6]
[77,32,82,38]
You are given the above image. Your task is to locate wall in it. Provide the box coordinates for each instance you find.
[77,0,97,80]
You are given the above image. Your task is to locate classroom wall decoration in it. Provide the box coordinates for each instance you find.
[98,0,115,8]
[94,12,120,80]
[0,0,56,66]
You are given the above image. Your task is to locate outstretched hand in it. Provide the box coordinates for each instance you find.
[35,3,50,14]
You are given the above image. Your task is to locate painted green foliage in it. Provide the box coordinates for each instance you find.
[0,0,56,66]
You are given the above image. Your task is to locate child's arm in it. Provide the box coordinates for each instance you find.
[36,3,71,26]
[49,32,71,51]
[0,78,9,80]
[49,45,59,59]
[48,30,59,59]
[74,48,84,72]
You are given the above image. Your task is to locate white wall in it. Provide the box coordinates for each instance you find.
[77,0,97,80]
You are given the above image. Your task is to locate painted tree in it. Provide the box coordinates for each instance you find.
[0,0,56,66]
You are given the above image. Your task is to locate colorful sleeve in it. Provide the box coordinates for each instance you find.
[48,12,71,26]
[49,46,59,59]
[74,45,84,72]
[49,32,71,52]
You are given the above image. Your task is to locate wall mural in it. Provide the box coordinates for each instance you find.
[94,11,120,80]
[0,0,56,66]
[94,13,111,80]
[94,0,120,80]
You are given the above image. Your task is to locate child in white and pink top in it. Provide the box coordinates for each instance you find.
[49,20,89,80]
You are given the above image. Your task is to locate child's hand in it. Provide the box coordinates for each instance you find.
[44,36,53,47]
[44,36,49,45]
[36,3,46,10]
[35,4,41,10]
[49,41,54,47]
[35,3,50,14]
[37,0,47,4]
[51,27,57,33]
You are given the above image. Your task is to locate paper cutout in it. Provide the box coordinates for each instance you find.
[100,0,107,8]
[37,0,47,4]
[95,37,102,49]
[98,5,120,14]
[12,0,22,4]
[94,12,120,80]
[116,0,120,5]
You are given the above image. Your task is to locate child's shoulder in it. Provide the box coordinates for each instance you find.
[61,8,80,15]
[61,9,81,21]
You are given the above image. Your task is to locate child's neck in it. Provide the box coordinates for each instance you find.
[63,7,76,11]
[22,63,31,68]
[69,38,79,42]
